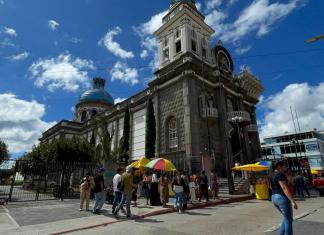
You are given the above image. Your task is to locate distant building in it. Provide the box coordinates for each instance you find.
[261,129,324,171]
[39,0,264,174]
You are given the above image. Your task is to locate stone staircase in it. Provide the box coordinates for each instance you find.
[218,177,249,198]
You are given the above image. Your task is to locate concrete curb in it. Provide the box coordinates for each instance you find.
[49,195,253,235]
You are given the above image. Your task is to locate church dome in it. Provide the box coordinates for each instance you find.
[78,78,114,105]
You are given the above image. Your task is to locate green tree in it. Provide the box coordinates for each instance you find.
[89,117,116,164]
[0,139,9,164]
[120,104,130,165]
[145,98,156,159]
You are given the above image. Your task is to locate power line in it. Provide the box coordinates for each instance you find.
[233,48,324,60]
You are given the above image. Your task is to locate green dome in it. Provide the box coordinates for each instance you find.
[78,78,114,105]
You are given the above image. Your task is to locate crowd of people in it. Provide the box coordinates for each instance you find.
[78,167,220,217]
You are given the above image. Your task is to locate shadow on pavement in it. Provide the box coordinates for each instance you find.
[267,220,324,235]
[184,211,211,216]
[134,218,164,223]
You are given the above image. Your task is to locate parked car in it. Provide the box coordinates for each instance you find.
[312,177,324,196]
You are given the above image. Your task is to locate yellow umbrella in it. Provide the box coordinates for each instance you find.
[232,163,269,172]
[128,156,150,169]
[311,168,319,175]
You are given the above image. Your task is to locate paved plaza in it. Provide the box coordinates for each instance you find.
[1,194,323,235]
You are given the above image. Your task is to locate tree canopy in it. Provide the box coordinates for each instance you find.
[145,98,156,159]
[0,139,9,164]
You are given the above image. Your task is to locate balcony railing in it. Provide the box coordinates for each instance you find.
[247,124,258,132]
[227,111,251,123]
[201,108,218,118]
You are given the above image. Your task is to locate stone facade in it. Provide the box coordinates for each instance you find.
[39,1,264,175]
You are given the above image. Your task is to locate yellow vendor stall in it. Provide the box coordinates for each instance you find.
[255,179,270,200]
[232,163,270,200]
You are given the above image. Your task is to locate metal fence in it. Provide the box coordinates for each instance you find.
[0,160,97,202]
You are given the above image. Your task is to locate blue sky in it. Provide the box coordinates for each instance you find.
[0,0,323,156]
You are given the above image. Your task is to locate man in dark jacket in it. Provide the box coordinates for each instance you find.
[200,170,209,201]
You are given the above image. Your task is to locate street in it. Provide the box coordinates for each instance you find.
[71,197,324,235]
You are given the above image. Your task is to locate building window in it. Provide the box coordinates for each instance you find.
[163,48,169,61]
[175,41,181,53]
[164,38,169,47]
[175,28,181,39]
[202,48,206,58]
[191,40,197,52]
[81,111,87,122]
[168,118,178,149]
[191,29,197,39]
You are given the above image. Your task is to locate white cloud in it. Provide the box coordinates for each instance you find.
[205,9,228,36]
[220,0,302,43]
[235,45,252,55]
[29,52,95,92]
[140,50,148,59]
[8,51,29,61]
[70,37,81,43]
[98,27,134,59]
[133,10,168,71]
[0,38,15,48]
[0,93,56,153]
[259,82,324,140]
[3,27,17,37]
[114,97,126,104]
[48,20,60,31]
[206,0,223,10]
[135,10,167,36]
[110,61,139,86]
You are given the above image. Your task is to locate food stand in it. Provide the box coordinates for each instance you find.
[232,163,270,200]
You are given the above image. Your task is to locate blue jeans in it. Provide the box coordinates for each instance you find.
[174,192,183,210]
[112,191,123,213]
[272,194,293,235]
[93,191,106,212]
[114,192,132,216]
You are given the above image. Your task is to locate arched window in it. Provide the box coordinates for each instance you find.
[168,117,178,149]
[91,109,97,117]
[81,111,87,122]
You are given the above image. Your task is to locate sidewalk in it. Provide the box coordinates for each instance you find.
[0,194,252,235]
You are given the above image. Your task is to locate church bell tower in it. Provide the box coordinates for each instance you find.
[154,0,215,69]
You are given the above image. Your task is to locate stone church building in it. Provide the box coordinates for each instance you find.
[40,0,264,175]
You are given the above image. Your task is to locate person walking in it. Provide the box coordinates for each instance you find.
[92,168,106,214]
[249,173,257,197]
[79,172,91,211]
[295,172,305,198]
[150,170,160,206]
[194,174,201,202]
[199,170,209,202]
[172,172,185,214]
[270,161,298,235]
[142,171,151,205]
[112,167,124,214]
[113,166,136,218]
[189,175,196,203]
[210,169,219,200]
[303,173,311,197]
[159,172,170,208]
[181,171,190,208]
